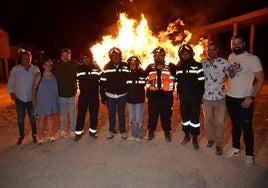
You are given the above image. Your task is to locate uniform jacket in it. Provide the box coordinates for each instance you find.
[126,68,146,104]
[76,63,102,96]
[100,61,129,99]
[145,62,177,99]
[175,59,205,100]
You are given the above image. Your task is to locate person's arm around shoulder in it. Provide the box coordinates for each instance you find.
[138,67,146,77]
[100,65,107,105]
[73,59,80,68]
[197,62,205,100]
[169,62,177,77]
[32,72,41,107]
[144,64,152,77]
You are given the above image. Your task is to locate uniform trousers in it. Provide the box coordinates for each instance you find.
[179,94,201,135]
[76,93,99,134]
[147,97,173,132]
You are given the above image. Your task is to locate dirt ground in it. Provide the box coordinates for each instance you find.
[0,80,267,188]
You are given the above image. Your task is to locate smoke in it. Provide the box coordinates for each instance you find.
[87,0,267,56]
[96,0,235,44]
[117,0,230,29]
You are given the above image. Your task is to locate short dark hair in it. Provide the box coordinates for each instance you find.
[232,34,245,42]
[208,40,218,50]
[19,50,32,60]
[42,58,53,65]
[60,48,71,55]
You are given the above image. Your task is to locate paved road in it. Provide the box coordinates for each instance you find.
[0,81,267,188]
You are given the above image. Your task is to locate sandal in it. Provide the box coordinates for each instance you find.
[37,139,43,145]
[48,136,55,142]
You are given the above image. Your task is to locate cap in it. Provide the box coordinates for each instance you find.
[108,47,122,57]
[79,49,93,60]
[152,47,166,55]
[178,44,193,55]
[127,56,141,65]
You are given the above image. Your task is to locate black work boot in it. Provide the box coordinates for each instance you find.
[89,132,98,139]
[181,132,190,145]
[192,135,199,150]
[164,131,171,142]
[146,130,154,140]
[73,134,82,142]
[216,146,223,155]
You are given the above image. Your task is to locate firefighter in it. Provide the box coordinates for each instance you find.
[73,49,102,141]
[144,47,177,142]
[175,44,205,150]
[126,56,146,140]
[100,47,129,140]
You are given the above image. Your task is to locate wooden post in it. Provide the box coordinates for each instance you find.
[233,23,238,36]
[0,59,4,79]
[4,58,9,80]
[250,24,255,53]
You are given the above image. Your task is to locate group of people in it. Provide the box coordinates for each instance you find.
[201,35,264,166]
[7,34,265,166]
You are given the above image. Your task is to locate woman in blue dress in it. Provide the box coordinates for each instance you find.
[32,59,59,144]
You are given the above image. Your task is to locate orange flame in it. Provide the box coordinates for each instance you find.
[90,13,207,69]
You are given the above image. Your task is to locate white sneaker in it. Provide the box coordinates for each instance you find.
[245,155,255,166]
[225,148,240,158]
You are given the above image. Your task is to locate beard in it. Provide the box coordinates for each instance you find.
[180,58,193,64]
[155,60,163,66]
[232,47,244,55]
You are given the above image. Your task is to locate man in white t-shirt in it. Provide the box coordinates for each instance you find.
[225,35,265,166]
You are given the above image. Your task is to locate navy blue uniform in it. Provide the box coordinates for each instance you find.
[175,60,205,135]
[75,63,101,135]
[145,62,177,133]
[126,68,146,104]
[100,61,129,134]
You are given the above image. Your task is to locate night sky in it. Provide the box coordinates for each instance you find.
[1,0,267,60]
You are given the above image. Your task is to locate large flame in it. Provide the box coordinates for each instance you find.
[90,13,207,69]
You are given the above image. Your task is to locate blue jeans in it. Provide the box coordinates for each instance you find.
[128,103,144,138]
[106,95,126,134]
[226,95,254,156]
[59,96,76,132]
[15,98,37,137]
